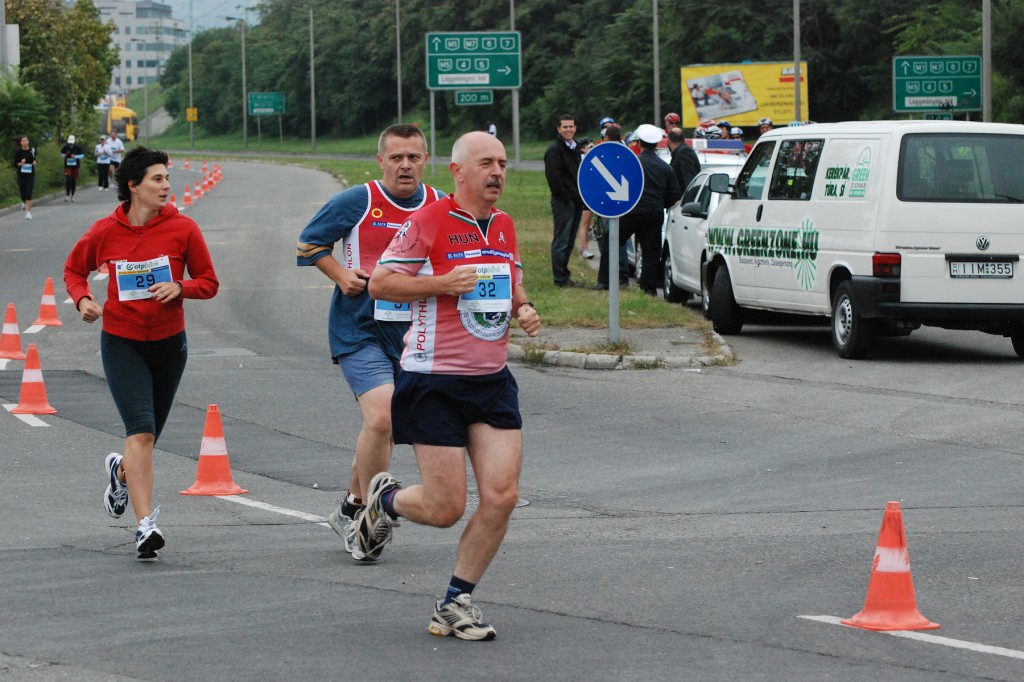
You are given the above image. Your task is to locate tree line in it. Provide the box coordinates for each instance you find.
[6,0,1024,148]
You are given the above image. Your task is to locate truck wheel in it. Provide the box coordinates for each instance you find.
[662,251,691,303]
[710,267,744,335]
[831,281,876,359]
[1011,332,1024,359]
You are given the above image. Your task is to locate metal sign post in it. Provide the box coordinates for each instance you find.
[577,143,645,344]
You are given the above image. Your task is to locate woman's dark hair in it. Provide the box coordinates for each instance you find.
[115,146,169,202]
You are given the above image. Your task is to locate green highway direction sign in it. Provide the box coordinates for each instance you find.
[248,91,285,116]
[426,32,521,89]
[893,55,981,113]
[455,90,494,106]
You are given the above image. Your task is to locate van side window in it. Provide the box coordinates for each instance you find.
[768,139,824,200]
[733,141,775,200]
[898,133,1024,203]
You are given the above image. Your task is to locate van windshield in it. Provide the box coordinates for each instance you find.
[898,133,1024,203]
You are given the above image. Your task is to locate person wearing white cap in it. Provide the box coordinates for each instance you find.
[95,135,112,190]
[595,123,681,296]
[60,135,86,202]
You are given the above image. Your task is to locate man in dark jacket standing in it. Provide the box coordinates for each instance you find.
[667,127,700,194]
[604,123,681,297]
[544,114,584,287]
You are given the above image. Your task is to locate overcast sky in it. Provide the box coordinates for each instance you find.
[160,0,261,32]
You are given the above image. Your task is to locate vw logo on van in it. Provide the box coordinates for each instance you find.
[976,236,991,251]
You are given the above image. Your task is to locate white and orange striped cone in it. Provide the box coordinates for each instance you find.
[184,158,190,170]
[181,404,248,495]
[201,160,208,174]
[11,343,57,414]
[841,501,939,631]
[202,173,211,192]
[183,185,192,206]
[194,180,203,200]
[0,303,27,360]
[32,278,63,326]
[167,157,173,168]
[169,192,177,207]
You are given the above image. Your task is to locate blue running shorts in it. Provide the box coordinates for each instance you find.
[338,342,401,397]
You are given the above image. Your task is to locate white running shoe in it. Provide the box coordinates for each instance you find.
[429,594,497,641]
[103,452,129,518]
[135,507,164,560]
[326,501,371,562]
[354,472,400,560]
[25,212,32,220]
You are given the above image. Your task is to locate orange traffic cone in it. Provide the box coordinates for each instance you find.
[202,160,208,173]
[32,278,63,326]
[11,343,57,414]
[169,192,177,206]
[181,404,248,496]
[183,185,192,205]
[184,158,190,170]
[0,303,27,360]
[202,173,210,192]
[841,501,939,631]
[167,157,173,168]
[194,180,203,200]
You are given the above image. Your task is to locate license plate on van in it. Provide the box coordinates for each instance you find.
[949,261,1014,278]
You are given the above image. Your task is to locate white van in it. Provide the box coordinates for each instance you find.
[703,120,1024,358]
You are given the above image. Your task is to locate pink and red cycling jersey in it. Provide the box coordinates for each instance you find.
[377,195,523,376]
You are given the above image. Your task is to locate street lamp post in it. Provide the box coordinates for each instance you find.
[309,7,316,151]
[226,15,248,151]
[130,38,150,143]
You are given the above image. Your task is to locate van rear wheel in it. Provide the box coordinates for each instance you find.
[1011,332,1024,359]
[831,281,876,359]
[710,267,744,335]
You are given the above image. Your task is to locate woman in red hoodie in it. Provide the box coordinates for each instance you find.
[64,147,219,561]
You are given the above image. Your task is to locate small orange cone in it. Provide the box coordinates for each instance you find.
[0,303,27,360]
[184,158,190,170]
[202,173,211,192]
[183,185,192,205]
[202,160,208,173]
[841,501,939,631]
[32,278,63,326]
[167,158,173,168]
[194,180,203,200]
[11,343,57,414]
[181,404,248,496]
[169,192,177,206]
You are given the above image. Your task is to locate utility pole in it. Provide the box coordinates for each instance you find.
[226,16,248,151]
[309,7,316,151]
[395,0,402,123]
[188,0,194,150]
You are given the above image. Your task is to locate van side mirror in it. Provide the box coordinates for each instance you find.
[680,201,706,218]
[708,173,731,194]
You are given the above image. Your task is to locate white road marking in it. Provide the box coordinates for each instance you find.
[63,297,73,305]
[2,404,50,427]
[93,273,108,281]
[799,615,1024,661]
[217,494,328,526]
[23,325,44,334]
[0,360,10,370]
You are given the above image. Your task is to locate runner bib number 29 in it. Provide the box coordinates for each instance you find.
[116,256,173,301]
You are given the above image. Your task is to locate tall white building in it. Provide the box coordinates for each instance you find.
[97,0,187,93]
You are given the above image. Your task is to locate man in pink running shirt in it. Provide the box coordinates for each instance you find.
[362,131,540,641]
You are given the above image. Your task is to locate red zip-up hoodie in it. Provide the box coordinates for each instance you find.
[64,202,219,341]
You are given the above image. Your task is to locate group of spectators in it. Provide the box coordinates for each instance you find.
[542,111,695,295]
[11,130,125,219]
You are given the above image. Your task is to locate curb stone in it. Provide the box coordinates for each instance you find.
[508,330,733,370]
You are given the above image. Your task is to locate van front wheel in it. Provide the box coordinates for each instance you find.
[710,267,744,335]
[831,281,876,359]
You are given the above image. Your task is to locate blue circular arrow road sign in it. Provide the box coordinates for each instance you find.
[577,142,644,218]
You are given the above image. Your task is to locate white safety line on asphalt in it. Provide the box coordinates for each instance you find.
[93,273,108,281]
[23,325,44,334]
[798,615,1024,661]
[218,494,328,526]
[2,404,50,427]
[63,297,73,305]
[0,359,10,371]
